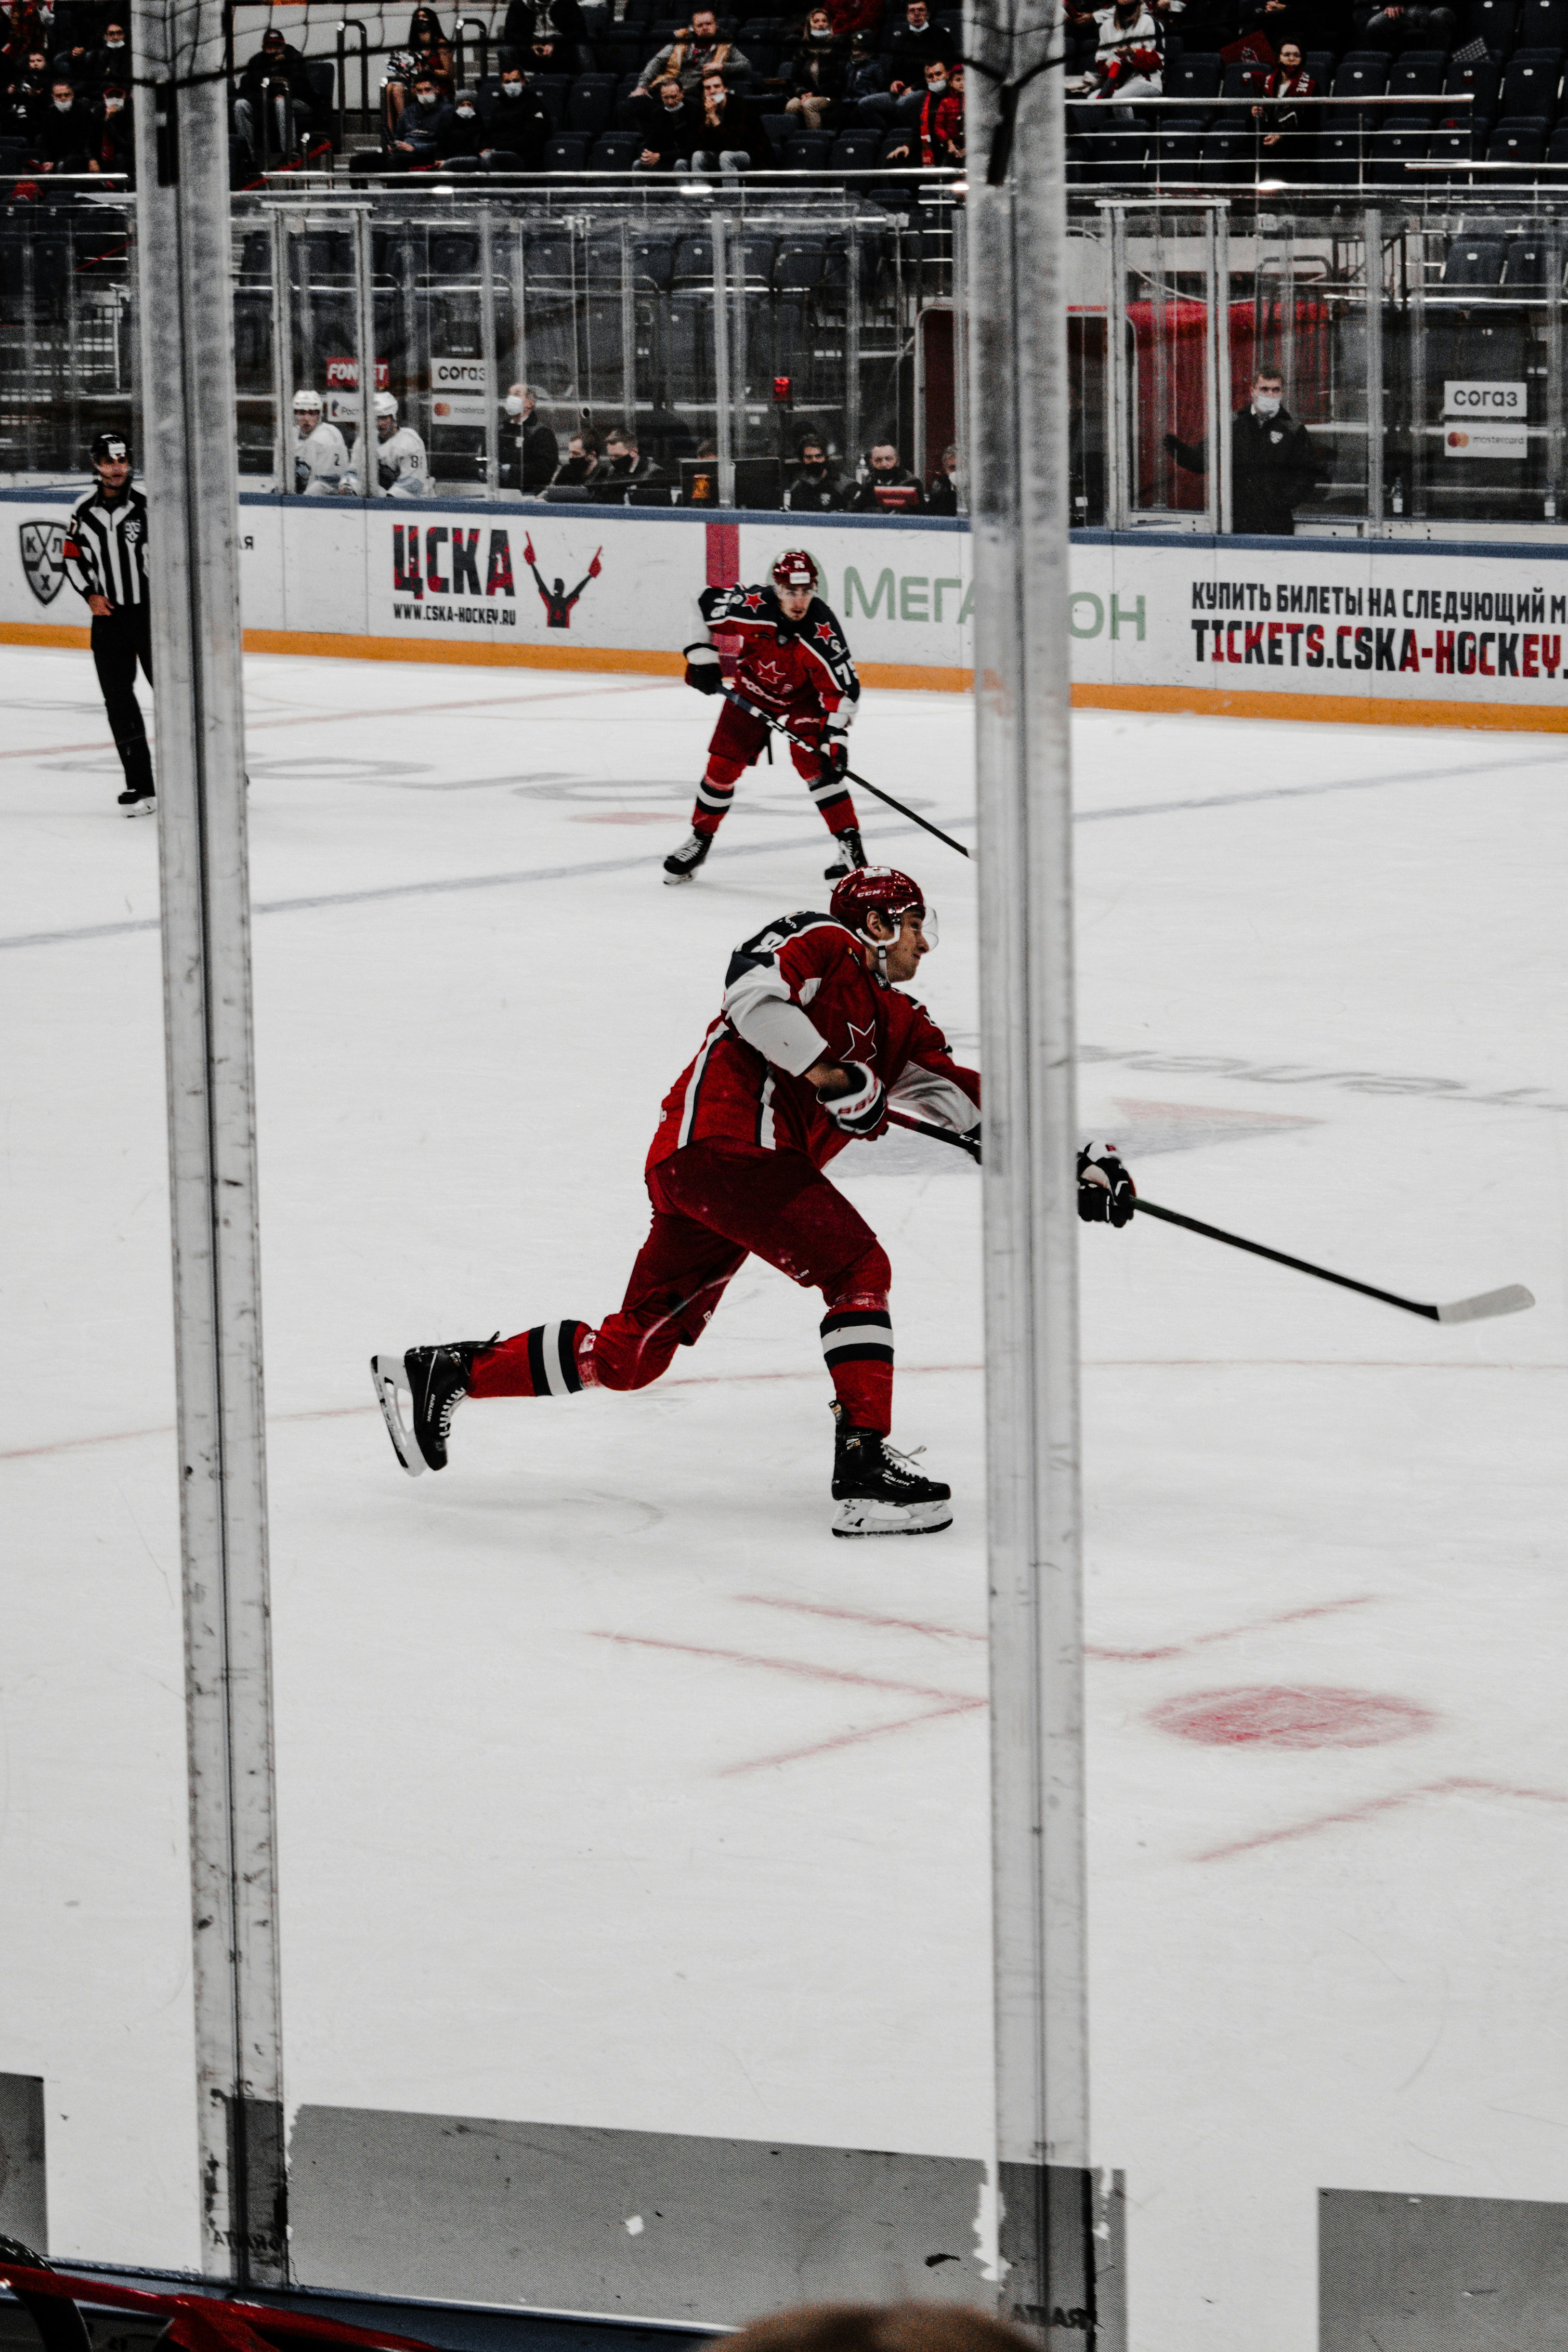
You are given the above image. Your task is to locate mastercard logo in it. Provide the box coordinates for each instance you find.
[1447,429,1470,447]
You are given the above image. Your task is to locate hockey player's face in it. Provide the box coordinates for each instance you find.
[778,584,812,618]
[871,910,931,983]
[377,414,395,439]
[97,455,130,491]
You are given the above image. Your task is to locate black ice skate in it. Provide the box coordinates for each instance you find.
[829,1401,952,1537]
[371,1336,495,1476]
[823,826,866,881]
[663,830,712,885]
[117,781,156,816]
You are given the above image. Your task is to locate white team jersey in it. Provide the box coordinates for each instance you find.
[294,420,353,493]
[378,424,429,498]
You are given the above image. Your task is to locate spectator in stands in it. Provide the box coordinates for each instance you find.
[234,28,315,164]
[482,59,551,162]
[1080,0,1165,98]
[439,85,487,156]
[504,383,560,490]
[883,51,962,158]
[1351,0,1457,48]
[1165,366,1317,533]
[498,0,590,70]
[690,62,774,167]
[387,68,453,161]
[31,71,90,167]
[78,15,130,88]
[785,434,851,509]
[631,72,698,165]
[552,429,600,486]
[843,25,892,116]
[590,424,667,500]
[2,43,50,139]
[827,0,884,39]
[48,0,112,81]
[844,439,925,512]
[1250,40,1315,164]
[629,7,751,107]
[785,8,848,129]
[885,0,950,83]
[925,442,959,511]
[88,77,131,175]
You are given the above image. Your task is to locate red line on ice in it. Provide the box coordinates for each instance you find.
[739,1595,985,1643]
[589,1629,977,1706]
[1087,1594,1382,1664]
[721,1697,986,1776]
[1195,1774,1568,1863]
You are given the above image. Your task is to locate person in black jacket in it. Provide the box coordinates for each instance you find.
[498,0,589,69]
[388,70,453,161]
[79,15,130,86]
[784,8,847,129]
[233,28,315,162]
[690,63,774,168]
[438,84,487,155]
[503,383,560,490]
[2,44,50,140]
[842,439,926,513]
[87,76,132,174]
[481,58,551,162]
[31,73,91,167]
[1165,367,1318,534]
[588,425,667,501]
[784,435,850,511]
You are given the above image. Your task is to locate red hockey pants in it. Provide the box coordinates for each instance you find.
[692,696,858,842]
[468,1141,895,1434]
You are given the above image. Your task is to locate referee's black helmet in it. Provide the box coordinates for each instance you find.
[90,430,130,469]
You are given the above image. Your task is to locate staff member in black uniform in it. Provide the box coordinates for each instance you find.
[62,430,154,813]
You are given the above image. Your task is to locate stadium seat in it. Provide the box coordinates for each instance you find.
[1547,111,1568,149]
[831,128,880,168]
[544,132,590,168]
[1303,48,1335,85]
[1327,53,1390,127]
[631,232,676,285]
[775,232,828,286]
[1504,232,1554,281]
[1427,124,1481,176]
[782,129,834,166]
[1313,128,1367,180]
[531,73,572,128]
[1153,125,1207,179]
[1442,232,1508,282]
[1486,115,1547,164]
[1515,0,1568,40]
[482,148,527,169]
[1163,48,1221,121]
[589,130,640,166]
[1465,0,1519,49]
[1440,51,1501,125]
[1366,125,1430,178]
[1385,48,1447,123]
[430,230,478,274]
[1222,56,1272,98]
[1498,44,1563,116]
[673,232,715,282]
[567,71,618,133]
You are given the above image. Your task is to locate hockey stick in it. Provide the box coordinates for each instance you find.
[884,1110,1534,1325]
[718,682,972,859]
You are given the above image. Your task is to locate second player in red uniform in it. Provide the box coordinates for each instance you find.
[664,548,869,887]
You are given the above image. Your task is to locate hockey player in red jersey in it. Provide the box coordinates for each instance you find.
[372,867,1136,1537]
[663,547,868,888]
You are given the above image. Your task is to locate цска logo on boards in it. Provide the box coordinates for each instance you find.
[20,520,67,606]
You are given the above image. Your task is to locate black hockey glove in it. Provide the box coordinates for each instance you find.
[683,641,722,696]
[1077,1142,1135,1226]
[819,1060,888,1140]
[821,725,851,783]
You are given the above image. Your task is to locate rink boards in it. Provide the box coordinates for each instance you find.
[7,489,1568,727]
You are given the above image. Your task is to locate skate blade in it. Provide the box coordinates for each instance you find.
[663,868,697,886]
[370,1353,425,1476]
[831,1496,953,1538]
[120,796,156,818]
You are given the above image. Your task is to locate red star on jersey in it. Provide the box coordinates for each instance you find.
[741,591,764,610]
[814,621,837,644]
[847,1018,877,1061]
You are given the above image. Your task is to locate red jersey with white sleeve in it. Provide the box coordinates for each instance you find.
[698,581,860,723]
[648,909,980,1175]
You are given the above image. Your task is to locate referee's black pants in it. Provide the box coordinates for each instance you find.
[90,605,154,794]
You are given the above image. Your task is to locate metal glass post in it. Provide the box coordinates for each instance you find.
[1364,205,1383,532]
[269,210,293,492]
[1544,215,1562,520]
[1213,203,1233,533]
[967,0,1094,2333]
[351,203,377,494]
[711,206,735,503]
[132,0,285,2288]
[479,203,501,499]
[619,212,637,437]
[1410,217,1429,522]
[1102,202,1127,531]
[951,201,969,515]
[846,218,863,474]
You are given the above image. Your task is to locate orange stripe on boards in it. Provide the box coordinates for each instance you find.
[240,631,686,675]
[1072,681,1568,733]
[0,620,90,649]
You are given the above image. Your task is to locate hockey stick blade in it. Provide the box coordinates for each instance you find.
[718,684,972,860]
[1434,1283,1535,1324]
[1134,1197,1534,1325]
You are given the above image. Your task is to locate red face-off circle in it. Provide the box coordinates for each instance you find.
[1149,1684,1438,1749]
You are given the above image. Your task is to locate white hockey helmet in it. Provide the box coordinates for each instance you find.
[374,391,399,419]
[293,387,323,415]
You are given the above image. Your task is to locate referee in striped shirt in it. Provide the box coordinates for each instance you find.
[63,430,155,813]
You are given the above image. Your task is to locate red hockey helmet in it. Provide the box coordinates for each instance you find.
[771,547,819,594]
[829,867,935,973]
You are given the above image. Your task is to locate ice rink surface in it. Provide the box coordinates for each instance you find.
[3,643,1566,2348]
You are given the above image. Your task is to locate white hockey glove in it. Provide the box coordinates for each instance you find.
[819,1060,888,1140]
[683,641,723,696]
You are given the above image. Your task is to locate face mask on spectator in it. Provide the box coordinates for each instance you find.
[456,101,474,114]
[1253,390,1282,416]
[504,393,524,415]
[54,94,72,109]
[415,85,435,101]
[926,70,947,88]
[501,76,522,93]
[105,32,125,46]
[104,92,123,109]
